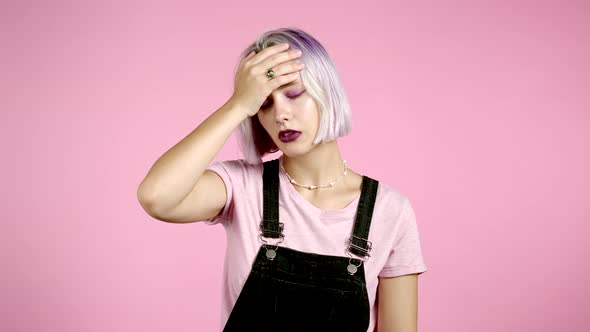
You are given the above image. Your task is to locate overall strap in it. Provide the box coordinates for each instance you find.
[260,158,283,239]
[347,176,379,259]
[261,157,380,260]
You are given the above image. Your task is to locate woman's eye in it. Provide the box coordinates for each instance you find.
[260,90,305,110]
[289,89,306,99]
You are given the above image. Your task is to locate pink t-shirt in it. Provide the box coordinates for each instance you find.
[203,156,427,331]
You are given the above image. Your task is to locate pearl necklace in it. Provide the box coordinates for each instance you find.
[280,159,348,190]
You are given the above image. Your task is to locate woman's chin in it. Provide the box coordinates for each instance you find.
[279,145,318,158]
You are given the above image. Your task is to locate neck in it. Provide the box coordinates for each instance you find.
[280,140,346,187]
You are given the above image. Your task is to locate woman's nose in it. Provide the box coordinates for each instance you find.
[275,110,287,123]
[273,100,292,123]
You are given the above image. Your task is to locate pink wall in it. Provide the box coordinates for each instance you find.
[2,0,589,331]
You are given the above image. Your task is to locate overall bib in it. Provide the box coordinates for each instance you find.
[222,158,379,332]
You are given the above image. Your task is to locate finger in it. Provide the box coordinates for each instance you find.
[269,71,300,90]
[239,50,256,67]
[248,43,290,66]
[265,59,304,80]
[259,48,302,76]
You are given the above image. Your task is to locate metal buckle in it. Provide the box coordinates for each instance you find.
[259,220,284,235]
[258,220,285,246]
[345,249,366,275]
[347,234,372,258]
[258,233,284,246]
[345,247,370,263]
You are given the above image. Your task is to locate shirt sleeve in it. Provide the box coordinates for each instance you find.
[202,160,234,226]
[378,197,428,278]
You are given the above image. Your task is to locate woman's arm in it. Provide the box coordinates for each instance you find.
[377,274,419,332]
[136,99,248,219]
[137,43,302,221]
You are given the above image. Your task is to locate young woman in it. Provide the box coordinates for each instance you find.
[137,27,427,332]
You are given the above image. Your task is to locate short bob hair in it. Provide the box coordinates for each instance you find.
[234,27,352,165]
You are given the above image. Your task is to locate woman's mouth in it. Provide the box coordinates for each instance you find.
[278,130,302,143]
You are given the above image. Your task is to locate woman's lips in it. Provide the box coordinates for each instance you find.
[278,130,302,143]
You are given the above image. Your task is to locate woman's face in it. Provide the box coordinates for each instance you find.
[257,76,320,156]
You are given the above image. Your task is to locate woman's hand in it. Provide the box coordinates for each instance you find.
[229,43,305,117]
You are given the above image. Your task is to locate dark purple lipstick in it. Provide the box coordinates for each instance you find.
[278,129,302,143]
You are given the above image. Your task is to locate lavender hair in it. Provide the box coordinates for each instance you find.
[234,27,352,164]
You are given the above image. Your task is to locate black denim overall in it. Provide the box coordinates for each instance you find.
[222,158,379,332]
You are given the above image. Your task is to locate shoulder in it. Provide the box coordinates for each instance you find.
[369,177,410,218]
[209,158,264,176]
[348,169,409,217]
[211,158,259,168]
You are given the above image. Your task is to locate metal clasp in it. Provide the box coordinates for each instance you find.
[258,220,285,261]
[345,234,372,275]
[347,234,372,258]
[258,221,284,244]
[345,251,363,275]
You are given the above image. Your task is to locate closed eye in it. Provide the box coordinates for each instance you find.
[260,90,306,110]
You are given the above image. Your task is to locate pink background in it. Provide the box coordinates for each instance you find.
[2,0,589,331]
